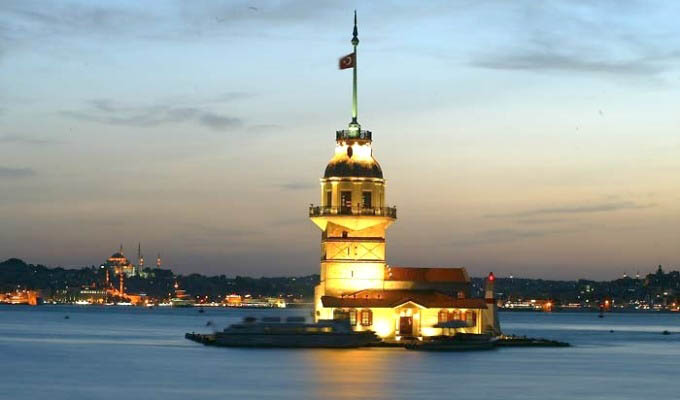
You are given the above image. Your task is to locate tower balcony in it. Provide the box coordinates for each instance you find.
[309,205,397,219]
[336,129,372,142]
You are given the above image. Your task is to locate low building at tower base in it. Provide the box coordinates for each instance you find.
[315,267,500,339]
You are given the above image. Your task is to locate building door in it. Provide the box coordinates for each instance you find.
[399,316,413,336]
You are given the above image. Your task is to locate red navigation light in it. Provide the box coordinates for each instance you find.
[488,272,495,281]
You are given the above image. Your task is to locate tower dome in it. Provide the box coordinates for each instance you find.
[324,150,383,178]
[323,159,383,178]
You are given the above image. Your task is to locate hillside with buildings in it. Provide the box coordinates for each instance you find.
[1,257,679,311]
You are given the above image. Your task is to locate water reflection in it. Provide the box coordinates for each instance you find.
[304,348,419,400]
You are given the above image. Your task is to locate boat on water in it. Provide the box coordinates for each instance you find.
[170,282,195,307]
[405,333,497,351]
[186,317,380,348]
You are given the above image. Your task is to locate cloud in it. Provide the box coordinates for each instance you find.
[486,201,654,218]
[198,112,242,131]
[0,166,36,178]
[0,0,343,53]
[247,124,282,135]
[279,182,316,191]
[469,1,680,78]
[449,227,579,247]
[0,1,152,39]
[472,52,666,76]
[0,134,65,145]
[61,99,243,131]
[514,218,569,225]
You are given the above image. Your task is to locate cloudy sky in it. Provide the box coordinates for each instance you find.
[1,0,678,279]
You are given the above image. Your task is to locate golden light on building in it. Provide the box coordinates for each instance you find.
[309,15,500,339]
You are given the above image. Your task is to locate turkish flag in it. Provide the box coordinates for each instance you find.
[339,53,355,69]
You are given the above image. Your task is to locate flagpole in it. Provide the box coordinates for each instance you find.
[351,10,359,130]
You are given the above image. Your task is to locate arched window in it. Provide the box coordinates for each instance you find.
[438,310,448,323]
[360,309,373,326]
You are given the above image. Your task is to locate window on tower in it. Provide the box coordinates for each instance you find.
[325,191,332,207]
[362,191,372,208]
[340,191,352,212]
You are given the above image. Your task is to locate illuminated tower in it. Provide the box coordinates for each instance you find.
[310,12,397,320]
[156,253,162,268]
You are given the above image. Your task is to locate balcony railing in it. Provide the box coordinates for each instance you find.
[309,205,397,219]
[336,129,372,141]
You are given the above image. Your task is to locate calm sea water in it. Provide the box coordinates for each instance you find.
[1,305,679,400]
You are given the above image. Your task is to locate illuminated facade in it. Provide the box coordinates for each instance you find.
[103,245,137,277]
[310,14,500,339]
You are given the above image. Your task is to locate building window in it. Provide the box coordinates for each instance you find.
[468,311,477,326]
[326,191,332,207]
[360,309,373,326]
[449,310,462,321]
[333,309,348,321]
[362,191,372,208]
[349,309,357,326]
[438,310,448,323]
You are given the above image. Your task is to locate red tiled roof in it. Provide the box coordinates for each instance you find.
[321,289,487,309]
[385,266,469,283]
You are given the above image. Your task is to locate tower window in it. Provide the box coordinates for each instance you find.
[342,231,348,238]
[362,191,372,208]
[325,191,332,207]
[340,191,352,211]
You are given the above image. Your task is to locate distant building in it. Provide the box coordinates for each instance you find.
[0,290,41,305]
[224,294,242,306]
[103,245,137,277]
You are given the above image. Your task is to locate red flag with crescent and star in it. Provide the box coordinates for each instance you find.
[339,52,355,69]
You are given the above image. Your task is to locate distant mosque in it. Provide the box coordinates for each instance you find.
[309,14,500,339]
[102,243,164,278]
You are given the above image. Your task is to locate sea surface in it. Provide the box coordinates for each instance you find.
[1,305,679,400]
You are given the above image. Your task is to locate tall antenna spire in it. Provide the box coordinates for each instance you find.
[350,10,360,130]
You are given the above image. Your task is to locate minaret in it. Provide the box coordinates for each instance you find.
[310,13,397,321]
[137,243,144,273]
[156,253,162,269]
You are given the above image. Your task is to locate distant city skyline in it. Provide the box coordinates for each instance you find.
[1,1,679,279]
